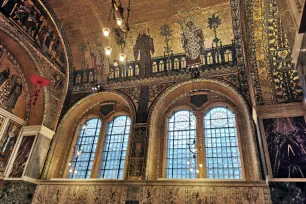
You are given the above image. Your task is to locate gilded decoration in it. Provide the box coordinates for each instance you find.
[0,44,30,121]
[0,17,67,130]
[250,0,303,105]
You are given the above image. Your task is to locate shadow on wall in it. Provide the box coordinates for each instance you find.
[270,182,306,204]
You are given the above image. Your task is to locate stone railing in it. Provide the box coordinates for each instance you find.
[108,43,236,81]
[32,179,271,203]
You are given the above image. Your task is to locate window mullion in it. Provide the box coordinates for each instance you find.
[71,124,86,178]
[117,117,128,179]
[101,121,114,178]
[91,122,106,178]
[196,113,205,179]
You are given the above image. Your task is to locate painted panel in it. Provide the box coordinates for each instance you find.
[9,135,35,178]
[263,117,306,178]
[0,120,21,176]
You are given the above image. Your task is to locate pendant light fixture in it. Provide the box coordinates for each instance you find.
[102,0,131,62]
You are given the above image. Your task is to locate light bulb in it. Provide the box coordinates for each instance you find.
[68,162,72,166]
[199,164,203,168]
[119,53,126,62]
[74,170,78,174]
[113,61,119,67]
[187,160,190,165]
[103,27,110,37]
[105,46,112,56]
[117,18,123,26]
[190,168,193,172]
[196,169,200,174]
[192,148,197,152]
[69,169,73,173]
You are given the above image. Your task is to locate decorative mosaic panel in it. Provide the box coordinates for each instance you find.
[32,183,271,204]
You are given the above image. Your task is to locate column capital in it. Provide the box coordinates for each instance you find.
[20,125,55,139]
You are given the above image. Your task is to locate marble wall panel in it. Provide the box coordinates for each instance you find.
[25,135,51,179]
[263,117,306,178]
[0,120,21,176]
[9,135,35,178]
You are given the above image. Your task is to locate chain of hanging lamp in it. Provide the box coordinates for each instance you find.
[103,0,131,63]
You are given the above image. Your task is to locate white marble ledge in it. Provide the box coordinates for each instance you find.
[37,178,268,187]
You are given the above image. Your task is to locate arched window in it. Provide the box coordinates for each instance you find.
[99,116,131,179]
[166,110,196,179]
[204,107,242,179]
[68,118,101,179]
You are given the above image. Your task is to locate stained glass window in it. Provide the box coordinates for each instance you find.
[204,107,242,179]
[166,110,197,179]
[99,116,131,179]
[68,118,101,179]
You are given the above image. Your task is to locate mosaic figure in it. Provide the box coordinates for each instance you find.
[133,28,155,77]
[180,17,204,66]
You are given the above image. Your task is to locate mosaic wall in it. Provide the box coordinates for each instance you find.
[0,0,66,72]
[263,117,306,178]
[69,0,233,68]
[33,183,271,204]
[0,44,28,120]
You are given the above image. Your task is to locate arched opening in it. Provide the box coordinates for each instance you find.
[147,79,260,181]
[45,91,136,179]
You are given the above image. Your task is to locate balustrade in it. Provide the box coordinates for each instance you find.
[108,43,236,80]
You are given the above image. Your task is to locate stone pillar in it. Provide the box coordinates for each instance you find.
[6,125,54,179]
[127,86,150,180]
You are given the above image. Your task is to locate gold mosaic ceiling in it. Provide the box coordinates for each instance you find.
[46,0,233,68]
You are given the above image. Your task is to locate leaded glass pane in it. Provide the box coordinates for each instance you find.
[166,110,197,179]
[99,116,131,179]
[204,107,242,179]
[68,118,101,179]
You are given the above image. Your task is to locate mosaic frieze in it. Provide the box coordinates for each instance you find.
[32,184,271,204]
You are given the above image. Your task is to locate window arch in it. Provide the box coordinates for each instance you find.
[99,115,131,179]
[68,118,101,179]
[204,107,242,179]
[166,110,197,179]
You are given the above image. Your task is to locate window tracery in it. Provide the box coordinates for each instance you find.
[204,107,242,179]
[166,110,197,179]
[68,118,101,179]
[165,106,242,179]
[99,116,131,179]
[67,115,131,179]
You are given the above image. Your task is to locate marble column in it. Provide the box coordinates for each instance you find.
[6,125,54,179]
